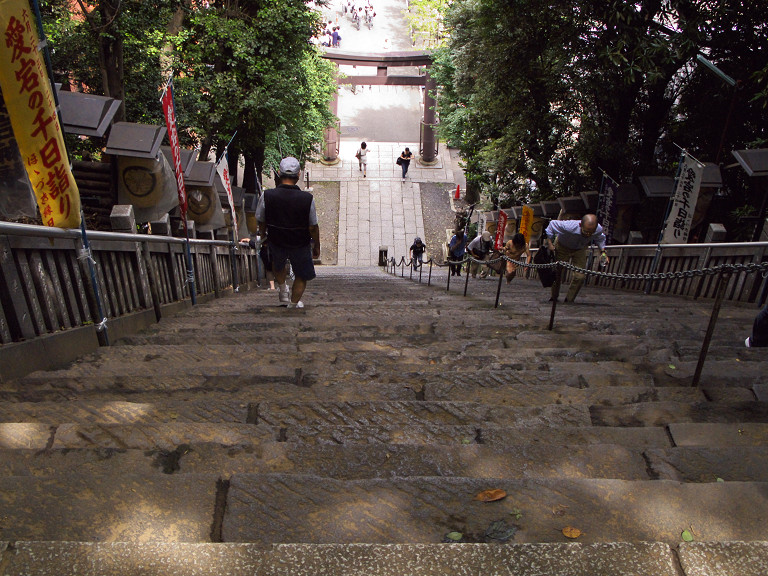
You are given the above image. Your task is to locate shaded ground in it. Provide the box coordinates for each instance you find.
[419,181,456,264]
[310,181,340,265]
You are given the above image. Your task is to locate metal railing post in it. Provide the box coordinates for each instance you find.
[548,265,562,331]
[494,260,504,308]
[692,269,732,387]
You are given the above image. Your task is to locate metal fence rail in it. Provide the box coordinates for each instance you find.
[0,222,259,366]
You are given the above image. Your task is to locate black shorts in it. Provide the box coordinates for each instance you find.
[269,243,316,281]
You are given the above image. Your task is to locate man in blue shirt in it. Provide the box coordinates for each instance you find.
[545,214,608,303]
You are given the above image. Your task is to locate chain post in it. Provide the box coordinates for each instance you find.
[463,258,471,296]
[494,262,504,308]
[548,264,562,331]
[692,268,732,387]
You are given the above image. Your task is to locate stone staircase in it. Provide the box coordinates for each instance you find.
[1,266,767,575]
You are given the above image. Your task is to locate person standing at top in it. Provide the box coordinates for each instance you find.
[399,147,413,179]
[545,213,608,303]
[256,157,321,309]
[356,141,368,177]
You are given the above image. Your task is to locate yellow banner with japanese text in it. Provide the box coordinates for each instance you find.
[0,0,81,228]
[519,205,534,243]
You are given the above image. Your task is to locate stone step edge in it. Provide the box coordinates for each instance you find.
[2,541,768,576]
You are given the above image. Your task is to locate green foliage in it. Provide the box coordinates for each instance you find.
[40,0,337,185]
[404,0,451,48]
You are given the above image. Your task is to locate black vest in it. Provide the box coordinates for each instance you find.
[264,184,313,248]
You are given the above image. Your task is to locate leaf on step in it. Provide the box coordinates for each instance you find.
[562,526,582,539]
[485,520,517,542]
[716,477,724,483]
[668,364,676,370]
[444,531,463,542]
[461,437,473,445]
[681,529,694,542]
[475,489,506,502]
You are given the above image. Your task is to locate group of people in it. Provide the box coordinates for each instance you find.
[315,21,343,47]
[447,229,532,284]
[342,0,376,29]
[447,214,609,301]
[354,141,413,179]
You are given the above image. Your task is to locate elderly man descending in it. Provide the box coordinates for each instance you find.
[545,214,608,303]
[256,157,321,309]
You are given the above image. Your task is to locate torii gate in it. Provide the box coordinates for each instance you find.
[321,50,437,164]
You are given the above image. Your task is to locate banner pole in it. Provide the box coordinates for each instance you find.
[160,75,196,305]
[644,152,685,295]
[30,0,110,344]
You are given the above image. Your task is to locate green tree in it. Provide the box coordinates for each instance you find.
[171,0,337,193]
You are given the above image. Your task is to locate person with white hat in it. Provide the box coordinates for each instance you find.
[466,230,494,278]
[256,157,320,308]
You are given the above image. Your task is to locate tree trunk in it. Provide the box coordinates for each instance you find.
[97,2,125,121]
[243,151,258,196]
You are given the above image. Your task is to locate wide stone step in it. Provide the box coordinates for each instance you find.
[177,442,651,480]
[0,374,423,403]
[277,424,671,448]
[222,475,768,545]
[5,540,740,576]
[0,473,218,542]
[427,382,704,406]
[252,401,592,428]
[590,401,768,427]
[0,399,250,424]
[645,447,768,482]
[668,422,768,447]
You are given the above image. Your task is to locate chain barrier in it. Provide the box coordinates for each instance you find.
[443,254,768,282]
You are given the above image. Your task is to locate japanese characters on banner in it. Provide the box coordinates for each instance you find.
[0,0,81,228]
[597,174,618,246]
[494,210,507,250]
[160,80,188,222]
[519,205,534,243]
[216,155,238,242]
[662,153,703,244]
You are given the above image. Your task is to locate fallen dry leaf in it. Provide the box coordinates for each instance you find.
[475,489,507,502]
[562,526,582,539]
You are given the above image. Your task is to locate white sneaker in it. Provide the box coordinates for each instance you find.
[745,336,752,348]
[287,301,304,309]
[278,284,290,306]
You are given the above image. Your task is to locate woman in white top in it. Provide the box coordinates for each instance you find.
[356,141,368,177]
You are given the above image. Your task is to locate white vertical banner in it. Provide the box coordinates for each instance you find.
[216,154,238,243]
[662,153,704,244]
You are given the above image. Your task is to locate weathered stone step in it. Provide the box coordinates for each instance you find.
[0,399,249,424]
[0,442,653,481]
[427,382,703,406]
[0,473,218,542]
[5,540,731,576]
[590,401,768,427]
[253,401,592,428]
[176,442,650,480]
[277,424,671,448]
[222,475,768,545]
[0,375,422,403]
[646,447,768,482]
[668,422,768,447]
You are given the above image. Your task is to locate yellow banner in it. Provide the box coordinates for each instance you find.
[519,205,534,243]
[0,0,80,228]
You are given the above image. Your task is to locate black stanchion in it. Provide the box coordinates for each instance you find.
[494,262,504,308]
[548,265,562,331]
[463,259,471,297]
[692,269,731,387]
